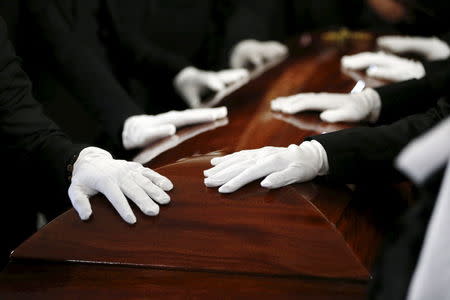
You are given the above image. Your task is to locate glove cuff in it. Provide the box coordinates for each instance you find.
[297,140,329,176]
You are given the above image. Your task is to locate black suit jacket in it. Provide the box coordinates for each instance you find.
[0,17,84,189]
[28,0,286,147]
[28,0,143,148]
[369,165,445,300]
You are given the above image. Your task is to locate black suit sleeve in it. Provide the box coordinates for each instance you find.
[0,18,85,188]
[219,0,287,67]
[423,57,450,75]
[307,98,450,183]
[439,31,450,45]
[374,67,450,124]
[28,0,143,146]
[106,0,191,80]
[419,31,450,74]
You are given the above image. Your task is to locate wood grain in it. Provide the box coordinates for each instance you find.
[0,262,368,300]
[12,156,370,279]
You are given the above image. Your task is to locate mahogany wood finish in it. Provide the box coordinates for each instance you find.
[1,33,406,298]
[0,262,367,300]
[11,157,369,279]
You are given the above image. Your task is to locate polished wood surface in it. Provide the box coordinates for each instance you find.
[11,157,368,279]
[1,33,405,298]
[0,262,367,299]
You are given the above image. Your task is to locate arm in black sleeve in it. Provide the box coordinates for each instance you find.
[0,18,86,188]
[375,67,450,124]
[439,31,450,46]
[106,0,191,81]
[219,0,287,66]
[306,98,450,183]
[28,1,143,146]
[419,32,450,74]
[423,58,450,75]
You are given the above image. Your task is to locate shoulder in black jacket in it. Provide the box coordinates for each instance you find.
[0,16,85,190]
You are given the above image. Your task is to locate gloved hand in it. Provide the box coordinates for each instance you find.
[122,107,228,150]
[204,141,328,193]
[377,36,450,61]
[341,51,425,82]
[174,66,249,108]
[230,39,288,69]
[68,147,173,224]
[271,88,381,123]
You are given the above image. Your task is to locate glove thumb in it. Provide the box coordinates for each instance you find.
[68,184,93,221]
[205,76,226,92]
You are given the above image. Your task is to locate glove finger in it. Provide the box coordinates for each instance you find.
[135,174,170,205]
[121,177,159,216]
[377,36,410,52]
[210,149,253,167]
[260,165,311,189]
[271,95,309,111]
[137,124,177,148]
[182,86,202,108]
[142,168,173,191]
[100,179,136,224]
[204,75,226,92]
[177,106,228,120]
[125,124,176,150]
[204,155,247,177]
[278,95,341,114]
[210,146,280,166]
[275,44,288,56]
[320,108,360,123]
[216,69,249,84]
[366,66,405,82]
[248,53,264,68]
[259,48,278,61]
[272,94,308,105]
[204,160,254,187]
[272,95,307,106]
[261,44,287,61]
[155,107,227,128]
[270,98,285,111]
[265,42,288,56]
[230,55,245,69]
[341,52,386,70]
[68,184,93,221]
[210,152,241,166]
[218,156,281,193]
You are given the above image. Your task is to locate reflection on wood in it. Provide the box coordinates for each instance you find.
[133,118,229,164]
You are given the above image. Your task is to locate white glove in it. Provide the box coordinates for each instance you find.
[230,39,288,69]
[174,66,249,108]
[271,88,381,123]
[377,36,450,61]
[341,51,425,82]
[204,141,328,193]
[68,147,173,224]
[122,107,228,150]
